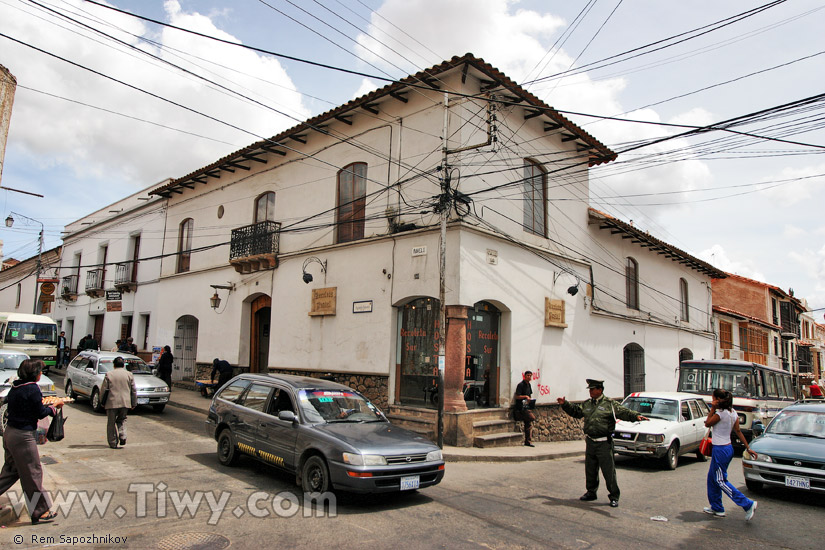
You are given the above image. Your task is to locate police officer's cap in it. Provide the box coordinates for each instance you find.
[586,379,604,389]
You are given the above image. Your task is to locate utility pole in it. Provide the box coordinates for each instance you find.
[436,92,450,449]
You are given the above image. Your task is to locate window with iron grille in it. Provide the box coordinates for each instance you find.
[522,159,546,237]
[336,163,366,244]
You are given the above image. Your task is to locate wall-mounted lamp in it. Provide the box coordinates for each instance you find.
[553,270,581,297]
[302,257,327,284]
[209,283,235,309]
[567,282,580,296]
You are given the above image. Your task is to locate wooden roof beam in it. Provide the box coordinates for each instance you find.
[288,134,307,144]
[479,78,499,92]
[524,109,543,120]
[242,154,267,164]
[561,133,579,142]
[335,114,353,126]
[261,145,286,156]
[226,162,251,171]
[461,62,469,84]
[219,165,236,173]
[206,170,221,178]
[362,103,380,115]
[544,122,562,132]
[389,91,408,103]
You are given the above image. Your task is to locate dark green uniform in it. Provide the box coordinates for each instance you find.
[562,393,643,501]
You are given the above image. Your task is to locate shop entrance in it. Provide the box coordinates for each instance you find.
[250,295,271,374]
[397,297,441,408]
[464,301,500,408]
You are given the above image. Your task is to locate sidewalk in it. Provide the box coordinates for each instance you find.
[166,381,586,463]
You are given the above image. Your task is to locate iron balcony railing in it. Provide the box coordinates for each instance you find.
[230,221,281,260]
[115,262,135,285]
[85,269,104,292]
[61,274,78,295]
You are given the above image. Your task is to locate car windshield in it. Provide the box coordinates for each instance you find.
[98,358,152,374]
[0,354,28,370]
[767,410,825,438]
[622,397,679,421]
[298,389,385,423]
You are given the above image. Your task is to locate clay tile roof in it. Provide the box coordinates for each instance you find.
[588,208,726,278]
[150,53,616,197]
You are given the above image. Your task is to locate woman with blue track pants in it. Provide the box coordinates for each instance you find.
[703,388,758,521]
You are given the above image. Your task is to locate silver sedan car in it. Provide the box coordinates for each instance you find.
[0,350,58,434]
[65,350,170,412]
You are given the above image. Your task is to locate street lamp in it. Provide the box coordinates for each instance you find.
[4,212,44,314]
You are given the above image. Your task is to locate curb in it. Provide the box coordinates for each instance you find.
[0,494,21,527]
[166,399,209,416]
[443,450,585,463]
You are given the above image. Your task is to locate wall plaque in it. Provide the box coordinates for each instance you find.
[352,300,373,313]
[545,298,568,328]
[106,301,122,312]
[309,287,337,316]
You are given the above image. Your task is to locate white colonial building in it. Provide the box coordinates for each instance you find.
[40,54,724,444]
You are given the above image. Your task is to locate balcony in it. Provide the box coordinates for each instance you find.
[229,221,281,274]
[85,268,105,297]
[114,262,138,292]
[61,274,78,301]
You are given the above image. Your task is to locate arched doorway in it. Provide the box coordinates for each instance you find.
[397,297,440,407]
[173,315,198,381]
[623,343,645,396]
[250,295,271,373]
[679,348,693,364]
[465,301,500,408]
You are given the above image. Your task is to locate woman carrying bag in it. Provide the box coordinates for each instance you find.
[703,388,757,521]
[0,359,63,524]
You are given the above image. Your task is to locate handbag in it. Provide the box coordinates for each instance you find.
[699,429,713,456]
[46,409,66,442]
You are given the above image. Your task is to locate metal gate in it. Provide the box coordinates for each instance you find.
[173,315,198,381]
[623,343,645,396]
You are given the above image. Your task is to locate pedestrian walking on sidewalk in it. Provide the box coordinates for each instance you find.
[513,371,535,447]
[0,359,63,524]
[703,388,758,521]
[101,357,137,449]
[156,345,173,391]
[557,379,648,508]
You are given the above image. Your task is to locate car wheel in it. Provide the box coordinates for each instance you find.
[662,442,679,470]
[153,404,166,413]
[745,479,763,492]
[0,402,7,436]
[301,455,331,493]
[217,430,239,466]
[91,388,103,413]
[65,380,78,399]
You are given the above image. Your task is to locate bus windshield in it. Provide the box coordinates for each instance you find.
[4,322,57,345]
[678,367,756,398]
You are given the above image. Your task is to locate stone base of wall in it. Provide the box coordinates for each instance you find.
[512,404,584,442]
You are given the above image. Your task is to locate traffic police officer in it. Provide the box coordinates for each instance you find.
[557,379,648,507]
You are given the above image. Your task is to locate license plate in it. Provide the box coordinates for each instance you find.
[137,397,149,405]
[400,475,420,490]
[620,433,632,439]
[785,475,810,490]
[614,445,627,451]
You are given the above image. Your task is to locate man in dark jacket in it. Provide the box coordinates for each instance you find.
[156,346,173,391]
[211,358,234,390]
[557,379,648,508]
[513,371,535,447]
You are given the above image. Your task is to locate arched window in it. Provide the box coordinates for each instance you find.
[15,283,21,308]
[626,257,639,310]
[679,278,689,322]
[624,343,645,395]
[522,159,546,236]
[177,218,194,273]
[336,162,367,243]
[679,348,693,364]
[254,192,276,223]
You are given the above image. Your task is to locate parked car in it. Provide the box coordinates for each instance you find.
[0,350,57,434]
[205,373,445,494]
[65,351,170,412]
[742,402,825,494]
[612,391,711,470]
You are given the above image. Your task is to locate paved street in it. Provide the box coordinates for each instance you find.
[1,376,822,550]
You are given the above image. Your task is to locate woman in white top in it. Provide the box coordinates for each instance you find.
[703,388,758,520]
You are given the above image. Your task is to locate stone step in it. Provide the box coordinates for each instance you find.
[386,414,436,427]
[472,419,516,435]
[473,432,524,448]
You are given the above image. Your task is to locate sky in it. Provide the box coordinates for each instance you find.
[0,0,824,315]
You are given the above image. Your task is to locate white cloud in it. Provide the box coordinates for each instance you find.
[352,78,380,101]
[762,161,825,207]
[669,107,715,127]
[697,244,765,282]
[783,225,805,238]
[2,0,309,189]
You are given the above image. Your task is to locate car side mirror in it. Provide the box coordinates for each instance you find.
[278,410,296,423]
[85,367,95,374]
[752,422,764,437]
